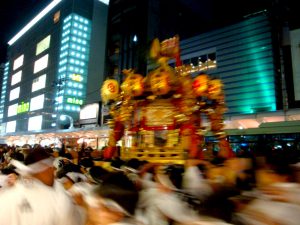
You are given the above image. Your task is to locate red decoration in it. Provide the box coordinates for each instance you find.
[103,146,117,159]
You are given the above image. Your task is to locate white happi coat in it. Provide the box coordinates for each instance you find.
[0,178,83,225]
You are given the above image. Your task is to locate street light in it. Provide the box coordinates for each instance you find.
[60,114,74,129]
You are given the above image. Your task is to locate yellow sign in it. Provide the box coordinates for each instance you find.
[17,102,30,114]
[71,74,83,82]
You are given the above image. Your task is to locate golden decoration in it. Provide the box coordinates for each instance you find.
[101,79,119,104]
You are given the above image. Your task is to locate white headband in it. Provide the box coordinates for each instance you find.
[11,157,54,176]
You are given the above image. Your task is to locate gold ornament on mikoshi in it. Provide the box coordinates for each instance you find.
[160,36,180,58]
[121,70,144,97]
[101,79,119,104]
[192,74,209,96]
[150,38,161,59]
[150,70,171,95]
[208,79,223,99]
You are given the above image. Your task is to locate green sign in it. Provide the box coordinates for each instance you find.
[67,97,83,105]
[17,102,30,114]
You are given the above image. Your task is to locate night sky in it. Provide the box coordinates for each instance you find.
[0,0,298,64]
[0,0,51,64]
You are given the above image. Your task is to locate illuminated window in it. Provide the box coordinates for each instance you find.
[11,71,22,86]
[34,54,49,73]
[6,120,16,133]
[8,103,18,117]
[32,74,46,92]
[30,94,44,111]
[9,87,20,101]
[36,35,51,55]
[28,115,43,131]
[13,55,24,71]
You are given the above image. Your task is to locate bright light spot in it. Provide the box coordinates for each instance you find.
[60,115,66,121]
[98,0,109,4]
[8,0,62,45]
[133,35,138,42]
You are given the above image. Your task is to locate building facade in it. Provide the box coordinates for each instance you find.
[106,0,300,131]
[1,0,108,133]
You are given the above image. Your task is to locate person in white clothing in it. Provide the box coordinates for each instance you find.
[0,148,83,225]
[85,172,141,225]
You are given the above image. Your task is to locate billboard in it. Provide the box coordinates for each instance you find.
[79,102,100,126]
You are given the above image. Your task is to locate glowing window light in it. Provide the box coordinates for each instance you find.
[32,74,46,92]
[28,115,43,131]
[8,103,18,117]
[11,71,22,86]
[13,55,24,71]
[30,94,45,111]
[34,54,49,74]
[8,0,62,46]
[9,87,20,101]
[98,0,109,4]
[6,120,16,133]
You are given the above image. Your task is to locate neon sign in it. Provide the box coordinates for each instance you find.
[17,102,30,114]
[67,97,83,105]
[71,74,83,82]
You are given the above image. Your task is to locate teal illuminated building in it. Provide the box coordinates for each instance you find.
[179,14,278,115]
[1,0,108,133]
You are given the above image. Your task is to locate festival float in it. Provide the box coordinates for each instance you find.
[101,36,233,163]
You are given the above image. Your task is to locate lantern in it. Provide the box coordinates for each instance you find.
[208,79,223,99]
[101,79,119,104]
[121,72,144,97]
[192,74,209,97]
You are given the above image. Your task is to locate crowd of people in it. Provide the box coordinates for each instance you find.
[1,144,300,225]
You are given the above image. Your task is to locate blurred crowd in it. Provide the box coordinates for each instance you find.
[1,144,300,225]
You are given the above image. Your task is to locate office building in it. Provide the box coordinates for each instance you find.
[1,0,109,134]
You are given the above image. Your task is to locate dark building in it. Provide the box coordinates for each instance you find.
[1,0,108,133]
